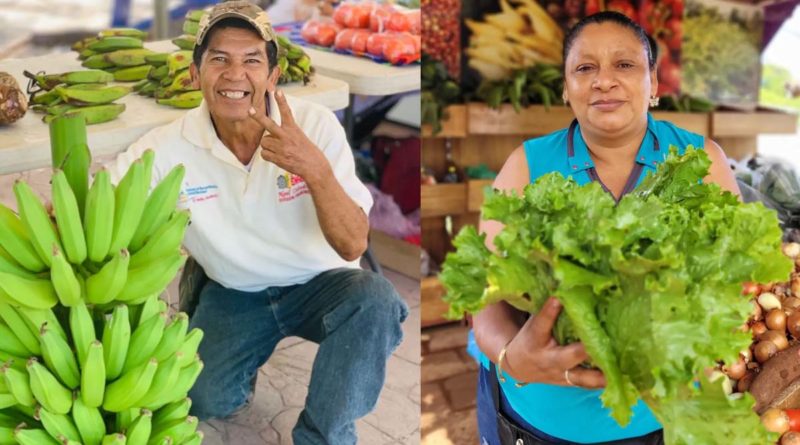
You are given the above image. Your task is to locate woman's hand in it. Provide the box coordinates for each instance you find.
[504,298,606,389]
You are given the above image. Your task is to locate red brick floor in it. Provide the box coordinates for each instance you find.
[421,323,480,445]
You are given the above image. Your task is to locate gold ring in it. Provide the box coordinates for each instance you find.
[565,369,575,386]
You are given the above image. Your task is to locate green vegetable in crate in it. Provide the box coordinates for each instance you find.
[442,148,791,444]
[0,72,27,125]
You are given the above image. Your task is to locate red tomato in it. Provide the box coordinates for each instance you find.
[382,32,419,65]
[316,22,341,47]
[333,3,353,27]
[387,11,410,33]
[334,28,357,51]
[347,3,373,28]
[301,20,320,44]
[366,32,388,57]
[607,0,635,20]
[351,30,372,54]
[658,59,681,93]
[370,5,392,32]
[407,10,420,35]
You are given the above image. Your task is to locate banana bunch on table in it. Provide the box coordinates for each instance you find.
[25,69,129,125]
[276,35,314,85]
[465,0,564,81]
[0,149,205,445]
[73,28,156,83]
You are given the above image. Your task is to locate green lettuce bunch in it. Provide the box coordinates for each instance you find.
[440,147,793,445]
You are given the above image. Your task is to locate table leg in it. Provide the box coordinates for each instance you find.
[344,93,355,146]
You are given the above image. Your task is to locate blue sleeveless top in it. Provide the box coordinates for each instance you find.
[469,113,705,443]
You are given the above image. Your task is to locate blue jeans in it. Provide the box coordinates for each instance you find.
[187,267,409,445]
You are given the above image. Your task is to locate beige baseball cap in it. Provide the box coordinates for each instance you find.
[195,0,278,46]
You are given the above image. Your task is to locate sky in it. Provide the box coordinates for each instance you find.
[762,4,800,81]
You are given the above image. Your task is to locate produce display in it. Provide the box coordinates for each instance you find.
[0,117,203,444]
[0,72,28,125]
[654,93,714,113]
[421,0,460,78]
[299,2,421,65]
[24,70,129,125]
[638,0,684,96]
[421,54,460,134]
[475,63,562,111]
[441,147,792,444]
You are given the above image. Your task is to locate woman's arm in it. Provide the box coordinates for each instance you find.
[472,146,606,388]
[704,138,742,198]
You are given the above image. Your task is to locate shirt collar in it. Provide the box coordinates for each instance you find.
[567,113,660,173]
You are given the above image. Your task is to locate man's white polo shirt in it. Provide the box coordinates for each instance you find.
[108,92,373,292]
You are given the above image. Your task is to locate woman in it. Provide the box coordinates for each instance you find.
[472,11,740,445]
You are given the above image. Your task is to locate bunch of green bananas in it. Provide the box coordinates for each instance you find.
[421,53,461,135]
[0,148,204,444]
[475,63,562,112]
[73,29,155,84]
[24,70,129,125]
[276,35,313,85]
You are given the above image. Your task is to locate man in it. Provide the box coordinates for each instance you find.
[108,2,408,443]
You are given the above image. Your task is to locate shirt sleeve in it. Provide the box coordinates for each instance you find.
[317,110,374,215]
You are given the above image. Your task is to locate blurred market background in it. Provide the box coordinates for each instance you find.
[420,1,800,444]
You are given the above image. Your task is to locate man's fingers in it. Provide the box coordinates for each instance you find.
[274,90,296,126]
[553,342,590,370]
[565,367,606,389]
[525,298,563,348]
[248,106,282,135]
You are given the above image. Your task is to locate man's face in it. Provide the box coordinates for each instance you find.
[191,26,280,123]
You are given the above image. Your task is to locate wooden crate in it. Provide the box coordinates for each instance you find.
[468,103,574,135]
[422,276,451,327]
[422,104,468,138]
[467,179,494,213]
[421,183,467,218]
[712,108,798,137]
[369,229,420,279]
[651,111,710,137]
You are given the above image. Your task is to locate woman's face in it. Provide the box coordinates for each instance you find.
[563,22,657,137]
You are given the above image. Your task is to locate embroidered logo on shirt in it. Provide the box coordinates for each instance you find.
[277,173,309,202]
[180,184,220,204]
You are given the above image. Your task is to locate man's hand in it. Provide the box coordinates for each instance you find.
[248,90,330,186]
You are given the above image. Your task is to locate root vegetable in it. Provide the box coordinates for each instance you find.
[743,282,760,296]
[761,330,790,351]
[0,72,27,124]
[760,292,782,311]
[784,243,800,259]
[785,297,800,312]
[738,370,756,392]
[792,278,800,298]
[741,348,752,363]
[762,408,790,433]
[755,340,779,363]
[752,299,763,321]
[768,309,788,332]
[723,358,746,380]
[753,321,768,337]
[788,312,800,338]
[782,431,800,445]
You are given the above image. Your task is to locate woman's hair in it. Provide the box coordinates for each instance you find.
[562,11,656,72]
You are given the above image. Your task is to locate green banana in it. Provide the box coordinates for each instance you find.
[137,352,181,410]
[13,180,63,268]
[39,324,80,389]
[180,431,203,445]
[152,312,188,362]
[86,249,129,304]
[0,321,31,357]
[84,169,115,263]
[148,64,169,81]
[144,53,169,65]
[138,80,159,97]
[182,20,199,36]
[154,87,175,100]
[55,84,131,106]
[103,358,158,412]
[43,70,115,87]
[0,302,40,355]
[149,416,197,444]
[0,271,58,310]
[114,65,152,82]
[276,35,292,49]
[0,246,37,279]
[140,149,155,190]
[72,392,106,445]
[176,329,203,368]
[36,406,81,443]
[123,311,166,373]
[156,90,202,109]
[80,341,106,408]
[57,436,83,445]
[286,45,304,60]
[132,78,150,92]
[70,302,96,369]
[1,363,35,407]
[288,65,305,81]
[82,54,116,69]
[32,88,64,105]
[278,56,289,75]
[62,143,91,218]
[117,251,187,303]
[171,35,195,51]
[0,424,12,444]
[103,304,131,380]
[79,48,97,60]
[88,36,143,53]
[167,70,193,92]
[72,36,100,51]
[135,294,161,328]
[159,74,174,88]
[101,433,127,444]
[129,165,185,251]
[50,245,82,307]
[296,55,311,73]
[0,204,46,272]
[166,51,193,77]
[14,426,60,445]
[110,159,148,253]
[151,397,190,431]
[46,103,78,117]
[0,394,14,410]
[16,307,67,341]
[115,407,139,433]
[185,10,205,21]
[27,358,72,414]
[154,358,203,408]
[54,103,126,125]
[52,169,87,265]
[99,28,147,39]
[104,48,156,67]
[130,211,189,268]
[125,409,152,445]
